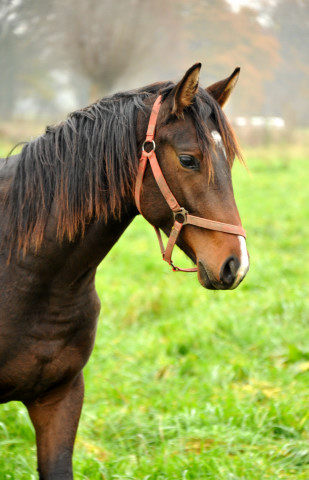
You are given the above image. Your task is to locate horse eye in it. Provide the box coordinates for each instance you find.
[179,155,199,170]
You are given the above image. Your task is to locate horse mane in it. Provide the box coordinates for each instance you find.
[3,81,241,256]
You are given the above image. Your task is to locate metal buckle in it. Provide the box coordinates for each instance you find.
[173,208,188,225]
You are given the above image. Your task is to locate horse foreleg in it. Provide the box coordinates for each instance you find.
[25,372,84,480]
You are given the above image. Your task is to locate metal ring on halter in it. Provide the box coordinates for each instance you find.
[142,140,156,154]
[173,208,188,225]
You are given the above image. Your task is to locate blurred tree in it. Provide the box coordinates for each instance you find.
[0,0,181,117]
[5,0,307,126]
[267,0,309,126]
[180,0,279,116]
[0,3,19,119]
[0,0,56,119]
[49,0,180,102]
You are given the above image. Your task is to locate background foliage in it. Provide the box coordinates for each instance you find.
[0,0,309,126]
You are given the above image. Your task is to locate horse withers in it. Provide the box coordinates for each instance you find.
[0,63,249,479]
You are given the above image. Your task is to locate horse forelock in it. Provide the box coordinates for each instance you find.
[3,80,241,257]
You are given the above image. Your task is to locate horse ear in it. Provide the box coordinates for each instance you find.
[206,67,240,108]
[172,63,201,117]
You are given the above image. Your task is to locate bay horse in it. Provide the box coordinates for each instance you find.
[0,63,249,479]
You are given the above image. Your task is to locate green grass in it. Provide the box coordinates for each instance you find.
[0,138,309,479]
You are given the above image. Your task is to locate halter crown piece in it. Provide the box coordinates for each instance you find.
[134,95,246,272]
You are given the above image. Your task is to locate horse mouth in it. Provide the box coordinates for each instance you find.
[198,260,237,290]
[172,242,220,289]
[197,261,218,290]
[167,235,246,290]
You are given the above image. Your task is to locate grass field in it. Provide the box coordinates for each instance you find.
[0,136,308,479]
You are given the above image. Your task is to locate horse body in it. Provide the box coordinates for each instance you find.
[0,64,249,478]
[0,156,135,478]
[0,156,135,403]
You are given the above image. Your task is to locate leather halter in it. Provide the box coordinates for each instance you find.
[134,95,246,272]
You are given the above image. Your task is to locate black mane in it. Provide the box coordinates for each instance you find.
[3,81,241,255]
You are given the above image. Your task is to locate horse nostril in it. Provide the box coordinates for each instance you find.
[220,255,240,287]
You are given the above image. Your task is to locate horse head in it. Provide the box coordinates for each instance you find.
[137,63,249,290]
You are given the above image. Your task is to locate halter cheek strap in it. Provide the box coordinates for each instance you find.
[134,95,246,272]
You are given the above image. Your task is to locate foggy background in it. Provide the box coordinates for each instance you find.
[0,0,308,144]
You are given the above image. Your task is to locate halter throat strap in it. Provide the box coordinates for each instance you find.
[134,95,246,272]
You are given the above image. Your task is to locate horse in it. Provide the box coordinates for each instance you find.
[0,63,249,479]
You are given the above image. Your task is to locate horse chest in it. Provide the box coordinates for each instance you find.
[0,322,97,403]
[0,289,100,403]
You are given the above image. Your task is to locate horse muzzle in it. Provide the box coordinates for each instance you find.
[197,248,249,291]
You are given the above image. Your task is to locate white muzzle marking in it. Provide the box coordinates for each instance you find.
[231,235,249,288]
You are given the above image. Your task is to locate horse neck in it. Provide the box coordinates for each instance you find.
[2,215,134,310]
[66,209,137,276]
[35,200,137,289]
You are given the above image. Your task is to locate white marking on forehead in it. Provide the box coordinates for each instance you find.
[231,235,249,289]
[211,130,222,143]
[211,130,227,159]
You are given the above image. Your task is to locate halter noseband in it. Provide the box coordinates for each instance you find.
[134,95,246,272]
